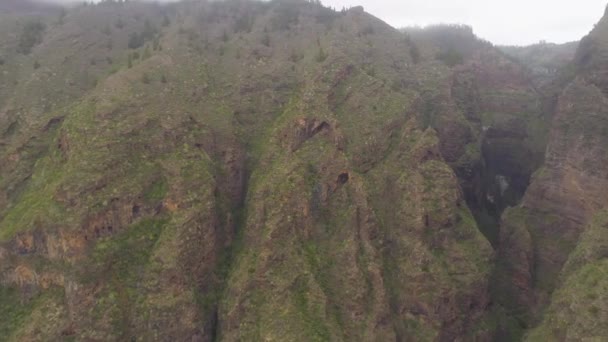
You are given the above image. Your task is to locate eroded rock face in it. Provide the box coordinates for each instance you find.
[2,0,607,341]
[526,210,608,340]
[0,3,496,340]
[220,116,493,341]
[496,60,608,331]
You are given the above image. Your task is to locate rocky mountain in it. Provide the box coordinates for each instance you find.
[0,1,605,341]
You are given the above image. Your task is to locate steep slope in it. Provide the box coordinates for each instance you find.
[407,25,548,246]
[0,1,494,341]
[527,210,608,340]
[496,6,608,338]
[1,1,606,341]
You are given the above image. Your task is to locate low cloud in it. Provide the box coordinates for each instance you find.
[32,0,608,45]
[37,0,179,3]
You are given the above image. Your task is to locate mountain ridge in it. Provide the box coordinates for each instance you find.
[0,1,606,341]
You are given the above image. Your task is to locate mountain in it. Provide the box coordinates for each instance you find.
[500,42,578,85]
[496,8,608,340]
[0,1,605,341]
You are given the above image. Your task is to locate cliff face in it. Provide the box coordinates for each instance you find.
[0,2,495,340]
[408,25,548,247]
[0,1,606,341]
[527,210,608,340]
[496,9,608,338]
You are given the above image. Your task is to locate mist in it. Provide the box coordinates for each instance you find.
[31,0,608,45]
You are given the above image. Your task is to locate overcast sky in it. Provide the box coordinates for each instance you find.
[323,0,608,45]
[44,0,608,45]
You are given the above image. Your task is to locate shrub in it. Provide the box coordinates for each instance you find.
[316,46,327,62]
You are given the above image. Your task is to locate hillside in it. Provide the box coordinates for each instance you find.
[0,1,605,341]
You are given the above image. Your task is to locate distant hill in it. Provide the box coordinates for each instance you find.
[500,41,578,83]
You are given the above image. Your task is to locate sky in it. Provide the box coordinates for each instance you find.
[322,0,608,45]
[42,0,608,46]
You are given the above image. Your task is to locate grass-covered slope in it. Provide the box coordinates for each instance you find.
[0,1,496,340]
[3,0,605,341]
[527,210,608,341]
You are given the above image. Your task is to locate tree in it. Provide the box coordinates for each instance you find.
[142,46,151,60]
[58,8,67,25]
[128,32,143,49]
[436,48,463,67]
[316,46,327,62]
[162,14,170,27]
[409,42,421,64]
[17,20,46,54]
[262,33,270,47]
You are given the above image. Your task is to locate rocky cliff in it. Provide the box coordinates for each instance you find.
[496,6,608,340]
[0,1,606,341]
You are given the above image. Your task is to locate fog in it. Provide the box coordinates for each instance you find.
[37,0,608,45]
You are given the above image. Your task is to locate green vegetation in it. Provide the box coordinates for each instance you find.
[0,0,605,341]
[0,286,35,337]
[437,48,464,66]
[17,19,45,54]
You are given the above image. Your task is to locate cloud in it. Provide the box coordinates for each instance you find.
[36,0,179,3]
[323,0,607,45]
[34,0,608,45]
